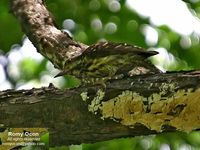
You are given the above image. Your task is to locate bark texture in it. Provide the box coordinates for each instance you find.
[1,71,200,146]
[10,0,87,70]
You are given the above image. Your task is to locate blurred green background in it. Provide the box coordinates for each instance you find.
[0,0,200,149]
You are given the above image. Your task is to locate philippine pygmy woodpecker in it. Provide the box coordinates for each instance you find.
[55,42,161,84]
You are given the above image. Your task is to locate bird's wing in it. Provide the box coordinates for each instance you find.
[83,41,158,57]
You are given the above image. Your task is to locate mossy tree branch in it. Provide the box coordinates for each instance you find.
[1,71,200,146]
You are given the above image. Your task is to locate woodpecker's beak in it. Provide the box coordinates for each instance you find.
[54,71,68,78]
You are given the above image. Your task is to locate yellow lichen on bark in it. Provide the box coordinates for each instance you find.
[88,89,105,114]
[99,88,200,132]
[170,89,200,131]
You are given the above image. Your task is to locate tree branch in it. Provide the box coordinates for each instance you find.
[1,71,200,146]
[10,0,88,70]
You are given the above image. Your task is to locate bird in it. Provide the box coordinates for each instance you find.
[55,41,161,85]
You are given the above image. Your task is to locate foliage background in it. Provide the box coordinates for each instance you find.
[0,0,200,149]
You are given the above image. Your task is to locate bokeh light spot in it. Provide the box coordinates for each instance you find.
[180,36,192,49]
[127,20,138,31]
[91,18,103,32]
[142,25,158,46]
[104,22,117,34]
[89,0,101,11]
[108,0,121,13]
[63,19,76,31]
[76,31,88,42]
[160,144,170,150]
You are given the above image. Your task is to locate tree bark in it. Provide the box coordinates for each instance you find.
[10,0,87,70]
[1,71,200,146]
